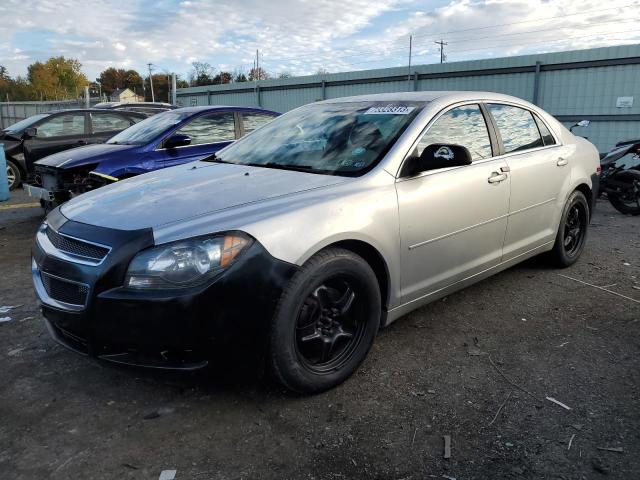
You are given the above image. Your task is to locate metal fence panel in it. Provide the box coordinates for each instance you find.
[184,44,640,151]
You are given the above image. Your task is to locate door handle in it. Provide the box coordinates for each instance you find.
[557,157,568,166]
[77,140,88,145]
[488,172,508,184]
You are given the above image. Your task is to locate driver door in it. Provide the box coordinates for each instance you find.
[151,112,238,169]
[396,104,511,303]
[23,112,88,168]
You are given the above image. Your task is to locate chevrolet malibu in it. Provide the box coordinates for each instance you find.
[32,92,600,393]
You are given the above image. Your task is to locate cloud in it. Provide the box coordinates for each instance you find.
[0,0,638,81]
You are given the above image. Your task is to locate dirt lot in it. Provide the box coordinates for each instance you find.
[0,190,639,480]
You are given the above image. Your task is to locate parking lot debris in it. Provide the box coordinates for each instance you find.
[7,347,25,357]
[0,305,21,313]
[488,391,512,426]
[487,354,539,402]
[19,316,34,322]
[557,342,570,347]
[597,446,624,453]
[545,397,571,410]
[557,273,640,305]
[571,424,583,431]
[0,317,11,323]
[159,470,177,480]
[443,435,451,459]
[143,411,160,420]
[568,434,576,450]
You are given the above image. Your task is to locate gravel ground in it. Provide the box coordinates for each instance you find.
[0,190,639,480]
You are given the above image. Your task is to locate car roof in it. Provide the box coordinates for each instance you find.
[172,105,279,114]
[321,91,529,105]
[41,108,145,115]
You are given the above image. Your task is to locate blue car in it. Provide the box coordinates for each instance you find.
[25,106,279,207]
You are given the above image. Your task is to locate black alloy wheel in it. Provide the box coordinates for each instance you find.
[550,190,589,267]
[269,248,381,393]
[295,277,365,373]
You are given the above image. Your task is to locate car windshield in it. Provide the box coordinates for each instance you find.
[3,114,50,135]
[106,110,191,145]
[215,101,423,176]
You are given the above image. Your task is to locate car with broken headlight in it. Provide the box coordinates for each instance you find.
[24,106,279,208]
[32,92,600,393]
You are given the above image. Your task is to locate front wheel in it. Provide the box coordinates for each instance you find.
[269,248,381,394]
[549,190,589,267]
[6,159,22,190]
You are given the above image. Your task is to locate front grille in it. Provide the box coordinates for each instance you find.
[40,272,89,307]
[46,227,109,262]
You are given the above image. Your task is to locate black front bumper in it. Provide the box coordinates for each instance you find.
[33,209,298,370]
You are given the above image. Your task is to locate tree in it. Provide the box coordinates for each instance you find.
[233,69,248,83]
[212,71,232,85]
[98,67,143,96]
[315,68,330,75]
[27,56,88,100]
[278,71,293,79]
[248,67,270,81]
[189,61,215,86]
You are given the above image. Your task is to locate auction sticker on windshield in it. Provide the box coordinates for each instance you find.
[364,105,416,115]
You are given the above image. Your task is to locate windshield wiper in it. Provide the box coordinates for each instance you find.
[200,153,234,163]
[245,162,317,173]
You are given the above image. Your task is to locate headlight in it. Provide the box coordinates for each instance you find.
[125,233,252,289]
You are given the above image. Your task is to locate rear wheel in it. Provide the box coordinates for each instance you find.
[6,159,21,190]
[608,178,640,215]
[549,190,589,267]
[269,248,381,394]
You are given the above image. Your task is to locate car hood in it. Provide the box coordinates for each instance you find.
[35,143,137,169]
[60,161,348,231]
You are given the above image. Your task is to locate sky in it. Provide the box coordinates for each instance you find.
[0,0,639,82]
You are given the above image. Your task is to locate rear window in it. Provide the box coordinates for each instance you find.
[488,104,544,154]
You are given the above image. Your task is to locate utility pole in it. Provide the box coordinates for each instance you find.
[435,39,447,63]
[407,35,412,84]
[256,49,260,81]
[147,63,155,102]
[171,74,177,105]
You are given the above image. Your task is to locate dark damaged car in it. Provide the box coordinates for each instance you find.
[1,109,145,190]
[24,106,279,208]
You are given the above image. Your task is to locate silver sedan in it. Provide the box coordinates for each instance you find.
[32,92,600,393]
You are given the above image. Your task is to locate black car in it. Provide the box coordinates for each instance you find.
[94,102,176,117]
[1,109,146,190]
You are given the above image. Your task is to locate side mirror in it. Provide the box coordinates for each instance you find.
[23,127,37,138]
[164,133,191,149]
[570,120,590,132]
[403,144,472,176]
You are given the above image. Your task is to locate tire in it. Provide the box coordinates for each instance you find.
[608,191,640,216]
[269,248,381,394]
[549,190,589,267]
[6,159,22,191]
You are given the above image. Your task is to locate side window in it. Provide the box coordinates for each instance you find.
[533,114,556,146]
[417,104,492,161]
[488,104,544,153]
[242,113,275,135]
[37,114,85,138]
[174,112,236,146]
[91,113,134,134]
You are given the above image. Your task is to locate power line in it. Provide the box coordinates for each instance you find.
[256,2,640,65]
[410,2,640,39]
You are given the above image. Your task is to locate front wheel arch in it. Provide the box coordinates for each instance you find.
[317,239,390,315]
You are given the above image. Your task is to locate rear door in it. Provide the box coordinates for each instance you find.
[153,111,238,169]
[240,111,277,136]
[485,103,568,260]
[88,111,140,144]
[396,103,511,302]
[23,112,89,166]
